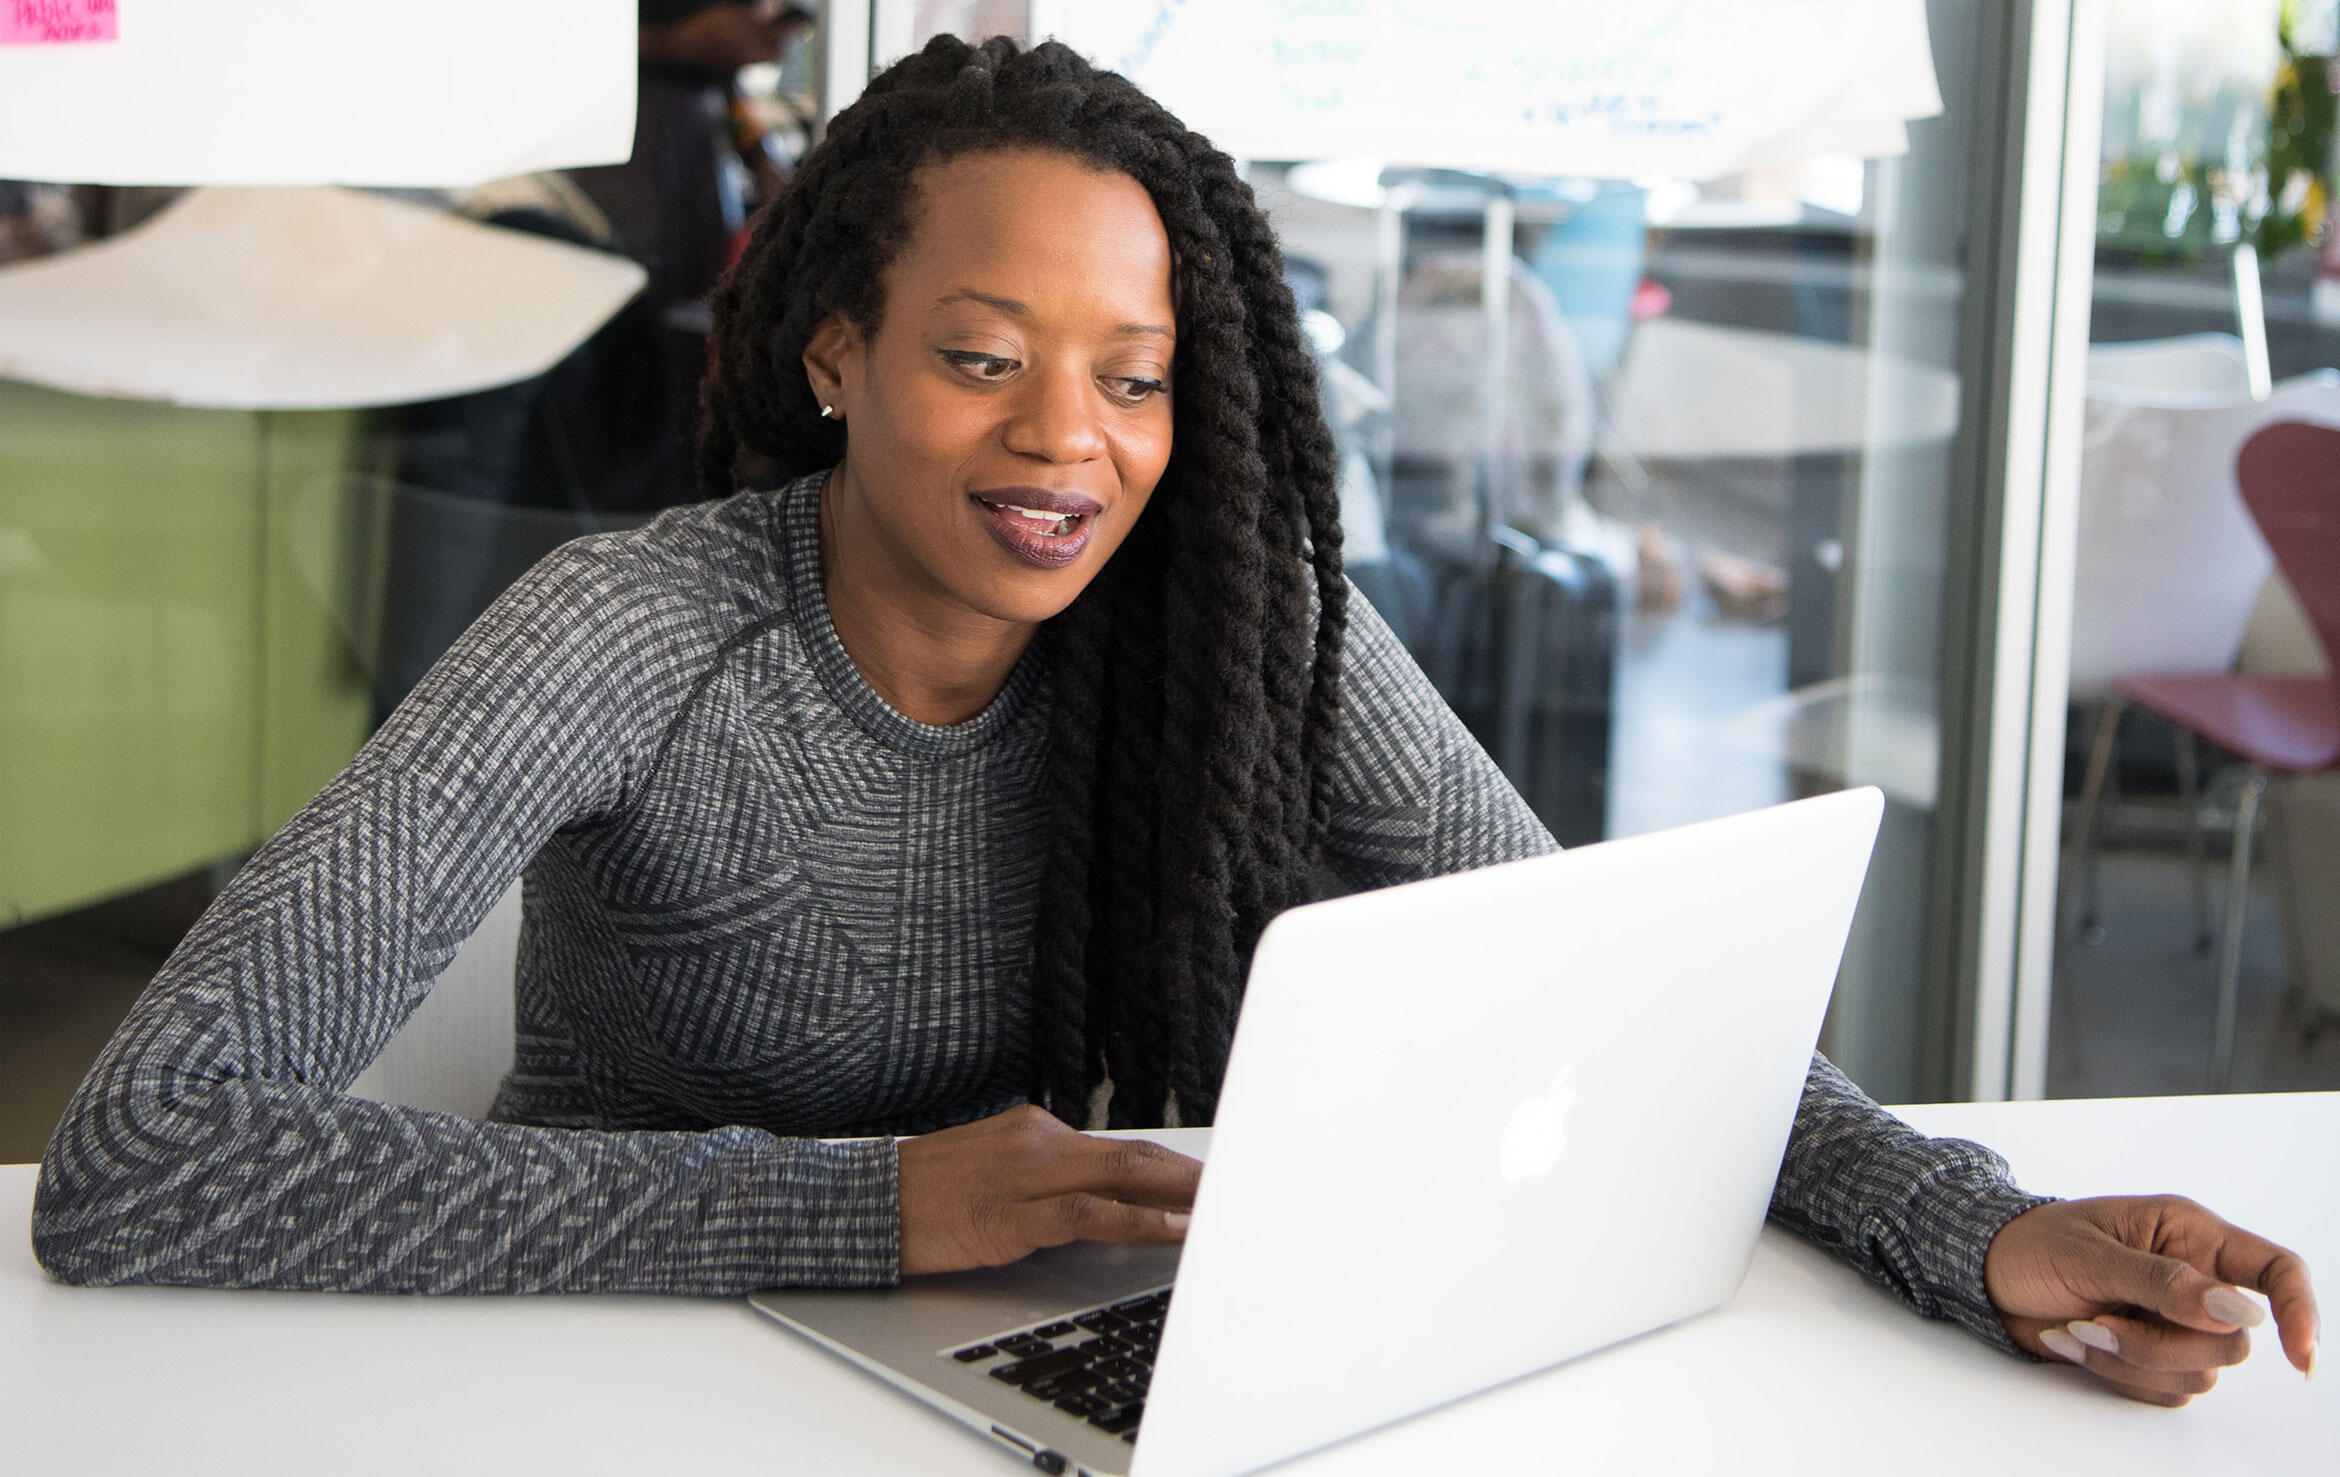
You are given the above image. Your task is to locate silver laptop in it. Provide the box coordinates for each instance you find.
[750,787,1884,1477]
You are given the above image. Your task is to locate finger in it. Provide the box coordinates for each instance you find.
[1019,1192,1191,1251]
[1031,1136,1204,1210]
[2084,1241,2250,1336]
[2062,1314,2251,1373]
[2205,1227,2321,1377]
[2037,1326,2223,1404]
[2091,1373,2207,1409]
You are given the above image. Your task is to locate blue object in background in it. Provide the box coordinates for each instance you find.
[1525,185,1650,384]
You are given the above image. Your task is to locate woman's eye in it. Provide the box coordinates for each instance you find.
[1106,376,1169,405]
[940,350,1017,380]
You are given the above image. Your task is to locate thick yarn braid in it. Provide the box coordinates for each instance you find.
[697,35,1346,1127]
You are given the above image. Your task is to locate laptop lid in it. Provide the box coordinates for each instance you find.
[1133,787,1884,1477]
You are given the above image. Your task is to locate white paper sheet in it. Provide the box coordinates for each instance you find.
[1032,0,1942,180]
[0,187,648,409]
[0,0,635,187]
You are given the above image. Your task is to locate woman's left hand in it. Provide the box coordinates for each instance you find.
[1984,1195,2320,1405]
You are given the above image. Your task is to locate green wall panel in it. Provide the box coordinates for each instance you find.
[0,382,264,926]
[257,410,376,836]
[0,384,377,928]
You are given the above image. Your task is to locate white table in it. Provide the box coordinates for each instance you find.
[5,1095,2333,1475]
[1605,317,1964,461]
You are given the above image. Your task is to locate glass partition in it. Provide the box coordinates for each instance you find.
[0,1,2093,1172]
[1031,0,2027,1101]
[2047,0,2340,1098]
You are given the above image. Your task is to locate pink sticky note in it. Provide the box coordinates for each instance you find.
[1,0,119,45]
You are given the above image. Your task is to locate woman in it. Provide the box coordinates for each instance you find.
[33,37,2315,1405]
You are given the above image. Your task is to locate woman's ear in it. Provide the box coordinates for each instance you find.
[802,310,862,421]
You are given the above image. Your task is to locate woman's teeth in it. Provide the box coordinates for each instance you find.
[986,500,1085,536]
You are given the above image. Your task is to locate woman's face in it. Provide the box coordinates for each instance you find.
[804,148,1177,627]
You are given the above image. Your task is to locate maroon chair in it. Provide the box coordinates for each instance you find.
[2080,421,2340,1091]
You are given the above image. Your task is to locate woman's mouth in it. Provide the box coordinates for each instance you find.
[968,488,1102,570]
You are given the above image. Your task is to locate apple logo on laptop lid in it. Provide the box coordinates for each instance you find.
[1498,1064,1579,1186]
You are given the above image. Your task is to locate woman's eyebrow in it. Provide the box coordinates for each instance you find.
[932,287,1172,339]
[934,287,1028,315]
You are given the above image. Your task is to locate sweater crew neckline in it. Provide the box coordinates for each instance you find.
[776,469,1046,759]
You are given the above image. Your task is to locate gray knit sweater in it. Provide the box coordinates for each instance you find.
[32,471,2047,1348]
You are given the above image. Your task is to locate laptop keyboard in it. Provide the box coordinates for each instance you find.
[945,1287,1171,1444]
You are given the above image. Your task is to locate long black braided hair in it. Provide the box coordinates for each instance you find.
[697,35,1347,1128]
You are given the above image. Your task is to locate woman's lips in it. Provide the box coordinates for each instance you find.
[968,487,1103,571]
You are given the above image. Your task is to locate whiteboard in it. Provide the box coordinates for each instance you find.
[0,0,635,187]
[1031,0,1942,181]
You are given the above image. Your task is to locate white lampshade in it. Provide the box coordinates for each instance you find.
[0,187,648,410]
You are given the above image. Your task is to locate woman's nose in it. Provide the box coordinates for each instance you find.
[1000,363,1108,464]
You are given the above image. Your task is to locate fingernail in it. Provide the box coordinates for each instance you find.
[1164,1212,1190,1234]
[2067,1320,2121,1356]
[2306,1342,2318,1382]
[2203,1287,2267,1329]
[2039,1327,2088,1364]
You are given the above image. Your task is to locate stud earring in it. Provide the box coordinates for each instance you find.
[819,403,839,420]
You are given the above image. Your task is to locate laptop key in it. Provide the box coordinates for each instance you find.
[1054,1392,1108,1417]
[1088,1401,1145,1436]
[1034,1321,1077,1339]
[950,1344,996,1363]
[989,1347,1091,1386]
[1028,1367,1107,1400]
[997,1336,1052,1357]
[1098,1378,1145,1405]
[1071,1311,1125,1333]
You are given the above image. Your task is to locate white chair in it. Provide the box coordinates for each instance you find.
[346,881,521,1117]
[2064,335,2340,945]
[2067,335,2313,699]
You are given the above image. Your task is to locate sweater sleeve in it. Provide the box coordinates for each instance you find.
[31,541,900,1295]
[1319,586,2049,1350]
[1768,1053,2053,1349]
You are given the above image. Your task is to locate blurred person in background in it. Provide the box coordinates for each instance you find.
[577,1,819,321]
[557,1,819,513]
[377,3,818,714]
[0,181,43,263]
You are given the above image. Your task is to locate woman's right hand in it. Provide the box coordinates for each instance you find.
[896,1105,1201,1276]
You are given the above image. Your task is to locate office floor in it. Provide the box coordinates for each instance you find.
[2046,847,2340,1098]
[1607,593,1789,840]
[1605,570,2340,1101]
